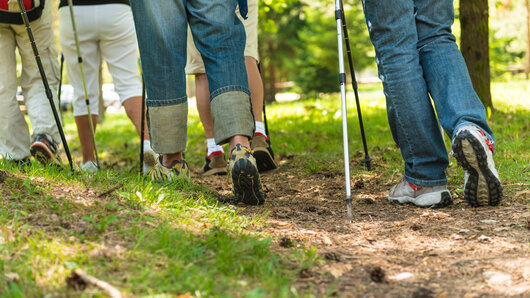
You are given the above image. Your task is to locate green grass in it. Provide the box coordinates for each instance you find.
[1,79,528,296]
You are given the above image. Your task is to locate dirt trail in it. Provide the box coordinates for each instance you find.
[194,161,530,297]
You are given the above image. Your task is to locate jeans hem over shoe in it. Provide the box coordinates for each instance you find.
[148,101,188,154]
[211,90,254,145]
[404,174,447,187]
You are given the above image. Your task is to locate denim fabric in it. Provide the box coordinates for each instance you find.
[130,0,249,106]
[129,0,252,153]
[362,0,494,186]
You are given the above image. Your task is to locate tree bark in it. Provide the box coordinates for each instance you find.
[460,0,494,114]
[525,0,530,80]
[263,40,277,103]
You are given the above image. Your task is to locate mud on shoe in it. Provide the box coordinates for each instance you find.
[229,144,265,205]
[452,125,502,206]
[30,134,60,165]
[150,156,190,183]
[202,150,228,176]
[142,147,158,175]
[250,133,278,172]
[388,177,452,208]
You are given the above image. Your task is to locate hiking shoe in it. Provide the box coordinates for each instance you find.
[30,134,59,165]
[79,161,98,174]
[388,177,452,208]
[250,133,278,172]
[142,147,158,175]
[452,125,502,206]
[202,150,228,176]
[229,144,265,205]
[150,156,190,183]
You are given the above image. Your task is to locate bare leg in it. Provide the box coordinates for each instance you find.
[245,56,263,122]
[195,74,215,139]
[122,96,150,140]
[74,115,98,163]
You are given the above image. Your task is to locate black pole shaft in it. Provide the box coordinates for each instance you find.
[58,53,64,110]
[339,0,372,171]
[18,0,75,174]
[140,76,146,175]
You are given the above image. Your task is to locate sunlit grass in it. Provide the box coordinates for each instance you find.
[1,79,528,295]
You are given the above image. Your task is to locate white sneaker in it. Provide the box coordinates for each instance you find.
[452,125,502,206]
[143,147,158,175]
[79,161,98,174]
[388,177,452,208]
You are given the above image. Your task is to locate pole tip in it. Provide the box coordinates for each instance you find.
[346,195,353,223]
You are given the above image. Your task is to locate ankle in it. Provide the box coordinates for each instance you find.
[229,135,250,153]
[162,153,182,167]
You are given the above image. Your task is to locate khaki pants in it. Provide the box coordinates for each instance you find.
[0,0,60,160]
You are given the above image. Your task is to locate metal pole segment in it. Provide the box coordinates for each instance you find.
[335,0,353,223]
[67,0,100,168]
[17,0,75,174]
[140,76,146,175]
[339,0,373,171]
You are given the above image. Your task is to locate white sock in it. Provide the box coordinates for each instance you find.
[143,139,152,151]
[206,138,223,156]
[255,121,266,136]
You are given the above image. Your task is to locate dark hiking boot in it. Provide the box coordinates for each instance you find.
[228,144,265,205]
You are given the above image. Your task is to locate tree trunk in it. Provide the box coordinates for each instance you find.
[526,0,530,79]
[524,0,530,80]
[460,0,494,114]
[263,40,277,103]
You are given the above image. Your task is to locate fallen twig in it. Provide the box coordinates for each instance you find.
[98,183,124,198]
[72,268,122,298]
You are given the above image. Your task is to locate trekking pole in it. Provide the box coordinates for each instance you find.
[139,76,146,175]
[339,0,373,171]
[58,53,64,114]
[66,0,100,168]
[17,0,75,174]
[335,0,353,223]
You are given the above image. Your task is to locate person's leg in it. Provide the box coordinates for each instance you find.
[59,5,100,164]
[16,1,61,163]
[362,0,451,207]
[415,0,502,206]
[245,57,263,122]
[0,25,32,161]
[188,0,264,205]
[97,4,150,140]
[74,115,98,163]
[130,0,190,181]
[362,0,448,186]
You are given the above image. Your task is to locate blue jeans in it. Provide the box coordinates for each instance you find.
[130,0,253,153]
[362,0,494,186]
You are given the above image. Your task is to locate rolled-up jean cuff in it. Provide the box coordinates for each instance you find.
[404,174,447,187]
[148,102,188,154]
[211,91,254,145]
[210,85,250,101]
[147,95,188,107]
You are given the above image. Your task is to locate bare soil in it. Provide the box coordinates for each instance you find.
[193,157,530,297]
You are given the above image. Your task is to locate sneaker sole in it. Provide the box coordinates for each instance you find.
[452,130,502,207]
[30,142,56,165]
[253,147,278,172]
[231,158,265,205]
[388,191,453,208]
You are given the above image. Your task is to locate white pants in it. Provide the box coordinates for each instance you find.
[58,4,142,117]
[0,0,60,160]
